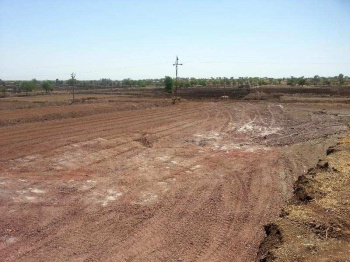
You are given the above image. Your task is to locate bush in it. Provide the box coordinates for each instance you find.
[42,81,54,93]
[20,81,37,95]
[164,76,173,93]
[0,87,6,97]
[298,77,306,86]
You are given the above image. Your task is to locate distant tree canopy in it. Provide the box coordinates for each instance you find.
[56,79,64,85]
[67,73,77,86]
[298,77,306,86]
[338,73,344,86]
[100,78,113,86]
[42,81,54,93]
[122,78,133,87]
[313,75,320,85]
[58,75,346,89]
[20,80,37,95]
[137,80,147,87]
[164,76,173,92]
[3,73,348,95]
[324,79,331,86]
[0,86,7,97]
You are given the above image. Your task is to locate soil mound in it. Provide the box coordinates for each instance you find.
[256,135,350,262]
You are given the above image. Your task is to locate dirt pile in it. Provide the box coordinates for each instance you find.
[256,135,350,262]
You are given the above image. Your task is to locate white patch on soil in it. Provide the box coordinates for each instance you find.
[25,196,36,201]
[140,192,158,204]
[191,165,201,170]
[17,154,41,163]
[101,189,123,206]
[156,156,170,161]
[191,132,223,149]
[16,190,28,194]
[238,122,255,133]
[30,188,46,194]
[157,182,170,193]
[260,127,281,137]
[237,122,281,137]
[2,236,18,245]
[243,145,270,152]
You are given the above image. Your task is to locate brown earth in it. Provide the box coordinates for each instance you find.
[256,135,350,262]
[0,92,349,261]
[0,94,170,126]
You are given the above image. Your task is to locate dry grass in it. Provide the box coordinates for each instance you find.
[257,135,350,262]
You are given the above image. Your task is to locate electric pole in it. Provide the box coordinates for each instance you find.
[173,56,183,95]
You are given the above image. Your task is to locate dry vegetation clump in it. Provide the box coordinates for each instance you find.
[135,132,154,148]
[257,135,350,262]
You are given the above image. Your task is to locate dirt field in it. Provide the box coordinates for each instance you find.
[0,92,349,261]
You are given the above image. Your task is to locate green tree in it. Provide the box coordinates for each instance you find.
[0,87,7,97]
[32,78,38,85]
[313,75,320,86]
[298,77,306,86]
[258,79,266,86]
[287,76,297,86]
[122,78,133,87]
[238,77,244,87]
[20,81,37,95]
[338,73,344,86]
[231,79,236,87]
[211,78,218,87]
[67,73,77,86]
[189,78,198,86]
[137,80,146,87]
[198,79,207,86]
[100,78,112,86]
[164,76,173,92]
[324,79,331,86]
[42,81,53,93]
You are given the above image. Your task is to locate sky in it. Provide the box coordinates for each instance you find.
[0,0,349,80]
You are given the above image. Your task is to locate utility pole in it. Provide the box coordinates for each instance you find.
[173,56,183,95]
[71,72,76,103]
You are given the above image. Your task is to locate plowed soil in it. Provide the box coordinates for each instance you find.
[0,94,349,261]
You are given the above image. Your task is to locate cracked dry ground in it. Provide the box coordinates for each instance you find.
[0,101,349,261]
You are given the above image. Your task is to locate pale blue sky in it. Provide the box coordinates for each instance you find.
[0,0,349,80]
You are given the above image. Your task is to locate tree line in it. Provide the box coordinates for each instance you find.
[0,74,348,97]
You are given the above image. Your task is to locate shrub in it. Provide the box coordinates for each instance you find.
[164,76,173,92]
